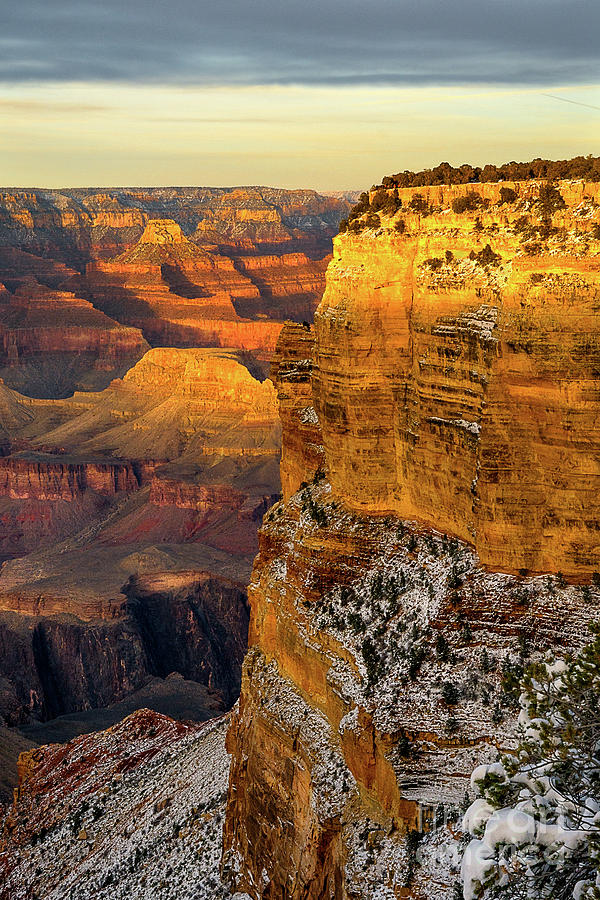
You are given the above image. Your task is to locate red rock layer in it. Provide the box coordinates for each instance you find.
[232,252,330,322]
[81,219,285,352]
[0,456,139,500]
[0,279,148,395]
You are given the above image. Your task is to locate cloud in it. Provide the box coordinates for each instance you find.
[1,0,598,87]
[0,98,109,114]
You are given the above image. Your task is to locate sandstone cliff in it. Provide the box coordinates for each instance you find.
[223,178,600,898]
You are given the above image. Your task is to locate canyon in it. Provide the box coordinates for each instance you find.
[0,187,347,397]
[3,173,600,900]
[0,185,347,752]
[0,346,279,732]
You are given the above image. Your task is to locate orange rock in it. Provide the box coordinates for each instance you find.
[315,180,600,577]
[81,219,286,353]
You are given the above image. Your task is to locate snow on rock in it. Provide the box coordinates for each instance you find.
[0,710,233,900]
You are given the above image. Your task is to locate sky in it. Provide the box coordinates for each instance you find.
[1,0,599,189]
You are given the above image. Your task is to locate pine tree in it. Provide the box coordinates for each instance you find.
[461,625,600,900]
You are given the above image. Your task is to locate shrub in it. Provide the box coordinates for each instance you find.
[370,187,402,215]
[363,212,381,229]
[452,192,481,214]
[538,180,566,219]
[446,715,460,734]
[436,633,450,662]
[410,193,432,215]
[470,243,501,266]
[361,637,380,684]
[348,191,370,222]
[370,188,389,212]
[424,256,443,270]
[408,645,426,680]
[441,681,460,705]
[394,218,406,234]
[375,155,600,190]
[499,186,517,204]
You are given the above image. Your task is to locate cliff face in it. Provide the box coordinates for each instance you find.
[0,570,248,725]
[314,181,600,577]
[233,252,330,323]
[223,179,600,898]
[0,455,139,500]
[270,322,325,500]
[0,279,148,397]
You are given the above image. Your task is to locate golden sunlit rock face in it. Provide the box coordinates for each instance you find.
[223,180,600,899]
[315,181,600,577]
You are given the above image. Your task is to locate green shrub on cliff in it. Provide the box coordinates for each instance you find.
[452,192,482,214]
[378,154,600,189]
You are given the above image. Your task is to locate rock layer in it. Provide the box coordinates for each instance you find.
[81,220,284,352]
[315,181,600,576]
[0,279,148,397]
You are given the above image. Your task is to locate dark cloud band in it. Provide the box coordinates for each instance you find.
[1,0,598,86]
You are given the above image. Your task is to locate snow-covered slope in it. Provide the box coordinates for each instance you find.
[0,709,236,900]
